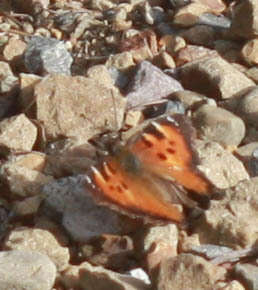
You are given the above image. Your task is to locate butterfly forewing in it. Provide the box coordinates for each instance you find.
[90,158,184,223]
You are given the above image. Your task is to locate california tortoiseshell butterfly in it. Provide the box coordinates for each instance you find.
[85,113,212,224]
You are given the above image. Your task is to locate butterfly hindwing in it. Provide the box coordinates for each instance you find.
[129,115,211,195]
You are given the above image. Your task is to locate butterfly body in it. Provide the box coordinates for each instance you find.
[86,114,212,224]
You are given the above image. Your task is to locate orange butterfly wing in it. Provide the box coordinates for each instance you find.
[129,116,211,195]
[90,157,184,223]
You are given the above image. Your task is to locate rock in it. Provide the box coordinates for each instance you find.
[24,36,73,75]
[230,0,258,39]
[13,196,42,216]
[241,39,258,65]
[140,224,179,271]
[245,67,258,84]
[82,234,135,270]
[126,61,183,109]
[34,74,126,142]
[61,261,150,290]
[152,253,226,290]
[193,105,246,147]
[176,45,218,66]
[194,0,226,14]
[1,154,53,196]
[194,177,258,248]
[0,250,56,290]
[19,73,42,110]
[173,3,213,27]
[0,61,18,93]
[106,52,135,70]
[0,114,37,152]
[236,86,258,126]
[180,25,216,47]
[3,37,27,62]
[3,227,69,271]
[216,280,245,290]
[178,56,255,99]
[233,263,258,290]
[198,13,231,29]
[171,90,213,110]
[195,140,249,189]
[42,175,124,242]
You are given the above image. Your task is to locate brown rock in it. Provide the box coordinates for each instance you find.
[176,45,218,66]
[245,67,258,84]
[236,86,258,126]
[0,250,56,290]
[178,56,255,99]
[0,61,18,93]
[61,261,150,290]
[152,253,226,290]
[0,114,37,152]
[13,196,43,216]
[214,40,242,64]
[233,263,258,290]
[180,25,216,47]
[1,153,53,196]
[194,177,258,248]
[34,74,126,142]
[230,0,258,39]
[173,3,212,27]
[142,224,179,271]
[171,90,213,110]
[19,73,42,110]
[159,35,186,55]
[106,52,135,70]
[3,37,27,62]
[82,234,134,270]
[242,39,258,65]
[192,0,226,13]
[195,140,249,189]
[216,280,245,290]
[193,105,246,147]
[3,227,69,271]
[12,0,49,14]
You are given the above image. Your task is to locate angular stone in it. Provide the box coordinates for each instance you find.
[0,61,18,93]
[1,153,53,197]
[24,36,72,75]
[193,105,245,147]
[126,61,183,109]
[178,56,255,99]
[0,114,37,151]
[140,224,178,271]
[233,263,258,290]
[242,39,258,65]
[3,37,27,62]
[230,0,258,39]
[195,140,249,189]
[19,73,42,110]
[42,176,123,242]
[236,86,258,126]
[0,250,56,290]
[3,227,69,271]
[61,261,149,290]
[152,253,226,290]
[173,3,212,27]
[194,177,258,248]
[34,74,126,142]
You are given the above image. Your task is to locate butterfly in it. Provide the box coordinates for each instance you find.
[85,113,212,224]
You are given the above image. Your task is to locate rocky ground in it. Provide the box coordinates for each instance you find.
[1,0,258,289]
